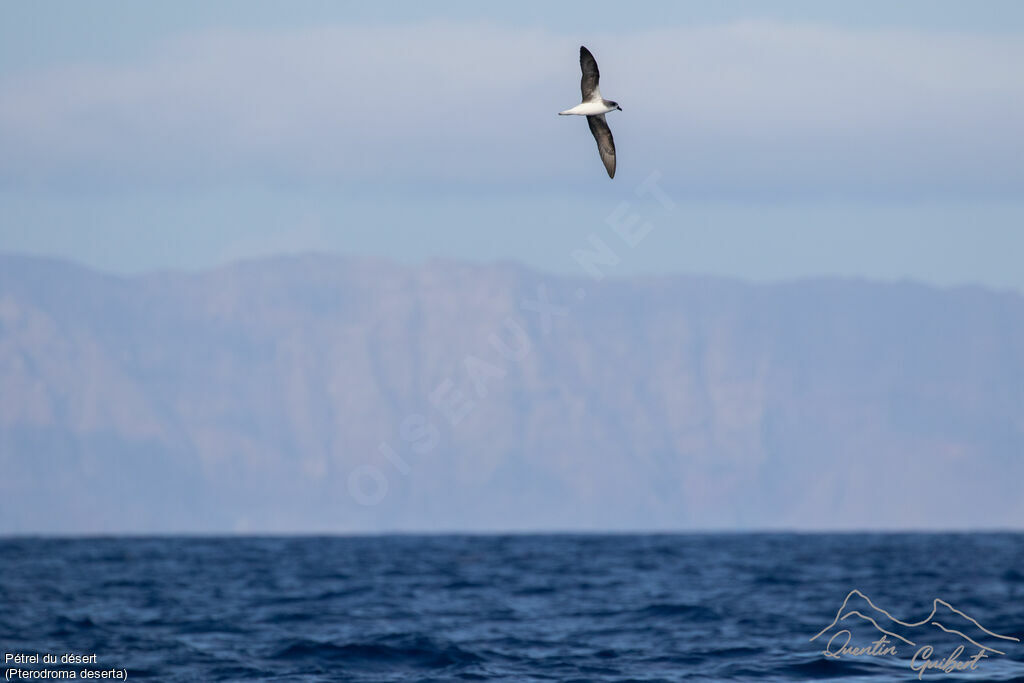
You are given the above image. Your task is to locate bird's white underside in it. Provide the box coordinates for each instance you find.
[559,101,616,116]
[559,84,613,116]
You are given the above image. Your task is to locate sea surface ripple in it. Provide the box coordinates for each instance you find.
[2,534,1023,681]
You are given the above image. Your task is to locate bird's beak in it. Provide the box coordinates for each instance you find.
[617,106,623,111]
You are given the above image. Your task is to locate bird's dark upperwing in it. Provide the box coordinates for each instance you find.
[580,46,600,101]
[587,114,616,179]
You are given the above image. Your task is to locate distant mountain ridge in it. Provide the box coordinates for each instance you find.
[1,252,1023,533]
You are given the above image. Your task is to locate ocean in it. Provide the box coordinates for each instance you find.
[2,534,1023,681]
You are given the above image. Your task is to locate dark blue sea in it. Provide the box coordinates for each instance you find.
[2,534,1023,681]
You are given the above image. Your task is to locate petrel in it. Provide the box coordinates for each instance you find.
[559,45,622,179]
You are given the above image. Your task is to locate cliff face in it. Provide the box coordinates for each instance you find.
[2,253,1022,533]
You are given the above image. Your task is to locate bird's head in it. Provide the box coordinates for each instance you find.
[611,102,622,111]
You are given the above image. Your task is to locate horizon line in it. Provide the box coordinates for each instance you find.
[5,528,1024,540]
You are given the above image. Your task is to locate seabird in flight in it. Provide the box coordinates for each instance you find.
[559,45,622,179]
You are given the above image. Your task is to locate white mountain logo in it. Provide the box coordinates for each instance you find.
[811,589,1019,678]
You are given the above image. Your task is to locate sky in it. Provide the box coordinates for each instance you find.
[2,1,1023,290]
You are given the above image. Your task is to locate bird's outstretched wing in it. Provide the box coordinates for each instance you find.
[587,114,616,178]
[580,46,600,102]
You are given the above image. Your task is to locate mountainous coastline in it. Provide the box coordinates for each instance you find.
[2,253,1022,533]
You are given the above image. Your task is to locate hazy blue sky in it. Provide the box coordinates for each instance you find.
[2,1,1023,289]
